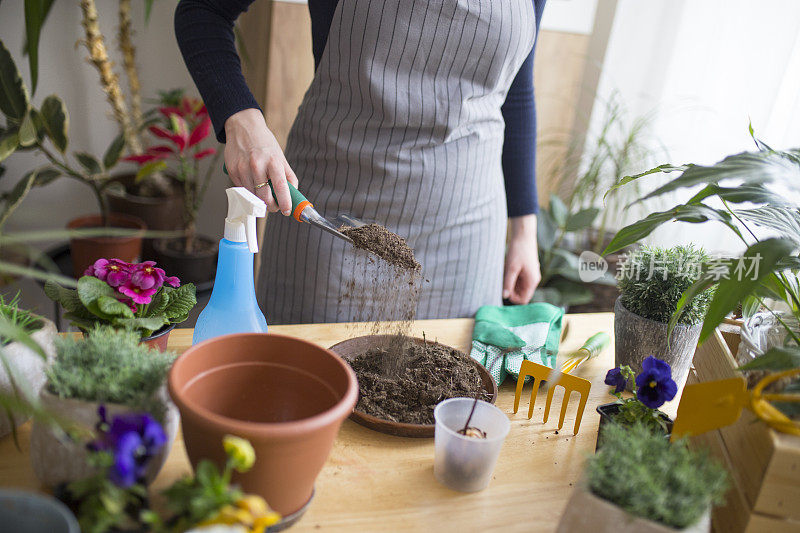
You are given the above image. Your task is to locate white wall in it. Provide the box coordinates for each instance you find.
[0,0,228,239]
[592,0,800,254]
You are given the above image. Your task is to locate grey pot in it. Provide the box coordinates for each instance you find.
[614,297,701,392]
[0,489,79,533]
[30,387,179,488]
[0,318,58,438]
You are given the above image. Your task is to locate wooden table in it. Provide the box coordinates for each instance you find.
[0,313,632,532]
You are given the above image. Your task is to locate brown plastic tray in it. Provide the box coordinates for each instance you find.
[329,335,498,438]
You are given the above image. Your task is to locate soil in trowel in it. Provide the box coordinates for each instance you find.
[341,223,421,272]
[350,337,491,425]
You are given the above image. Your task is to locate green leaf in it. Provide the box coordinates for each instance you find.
[537,209,556,251]
[113,316,167,335]
[739,346,800,371]
[604,163,690,201]
[44,280,84,313]
[144,0,155,23]
[162,284,197,322]
[0,39,30,120]
[736,207,800,247]
[142,289,169,318]
[23,0,55,94]
[549,195,568,228]
[76,276,125,321]
[103,133,125,169]
[0,131,18,162]
[97,295,133,318]
[603,203,736,255]
[0,169,37,229]
[541,278,594,306]
[699,238,798,343]
[135,159,167,182]
[17,112,36,147]
[40,95,68,152]
[33,167,59,187]
[74,152,102,175]
[565,207,600,232]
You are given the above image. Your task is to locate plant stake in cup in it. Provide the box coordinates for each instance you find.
[434,398,510,492]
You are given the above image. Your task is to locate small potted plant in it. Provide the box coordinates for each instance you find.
[615,245,713,390]
[123,93,220,285]
[30,327,178,488]
[0,293,58,438]
[557,423,728,533]
[597,356,678,448]
[44,258,196,350]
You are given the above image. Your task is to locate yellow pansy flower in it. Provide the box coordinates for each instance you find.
[223,434,256,472]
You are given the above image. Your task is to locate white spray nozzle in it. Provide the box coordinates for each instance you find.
[224,187,267,253]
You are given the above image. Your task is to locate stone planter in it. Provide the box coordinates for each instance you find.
[614,297,701,392]
[30,388,179,488]
[0,318,57,438]
[557,484,711,533]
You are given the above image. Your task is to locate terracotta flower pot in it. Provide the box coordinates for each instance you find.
[30,388,179,488]
[105,173,184,260]
[557,483,711,532]
[67,213,146,278]
[140,324,175,353]
[169,333,358,516]
[614,297,701,392]
[0,318,57,438]
[595,402,673,451]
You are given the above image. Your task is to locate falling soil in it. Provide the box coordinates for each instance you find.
[349,338,491,425]
[341,224,420,272]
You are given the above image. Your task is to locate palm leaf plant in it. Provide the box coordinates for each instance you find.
[603,127,800,417]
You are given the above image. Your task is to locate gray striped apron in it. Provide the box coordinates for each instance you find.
[258,0,537,324]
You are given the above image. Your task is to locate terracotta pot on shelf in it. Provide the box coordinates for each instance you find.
[30,388,179,489]
[152,236,218,287]
[105,173,184,260]
[67,213,146,278]
[168,333,358,517]
[140,324,175,352]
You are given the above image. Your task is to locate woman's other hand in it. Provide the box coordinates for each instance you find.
[224,108,299,215]
[503,214,541,304]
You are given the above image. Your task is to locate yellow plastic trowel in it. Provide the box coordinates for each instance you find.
[671,368,800,440]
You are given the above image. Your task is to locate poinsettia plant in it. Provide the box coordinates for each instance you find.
[124,92,220,252]
[44,258,197,337]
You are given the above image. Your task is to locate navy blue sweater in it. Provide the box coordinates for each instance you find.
[175,0,543,216]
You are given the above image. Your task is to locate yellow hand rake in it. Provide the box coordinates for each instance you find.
[513,332,610,435]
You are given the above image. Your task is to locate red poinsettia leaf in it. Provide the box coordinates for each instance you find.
[158,106,183,119]
[147,145,174,155]
[122,153,159,165]
[188,117,212,148]
[193,147,216,160]
[149,125,176,141]
[196,104,208,117]
[180,97,194,116]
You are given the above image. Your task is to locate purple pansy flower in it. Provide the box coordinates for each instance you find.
[604,367,627,394]
[130,261,166,290]
[635,356,678,409]
[89,407,166,488]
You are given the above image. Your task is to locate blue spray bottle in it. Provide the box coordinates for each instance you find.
[192,187,268,344]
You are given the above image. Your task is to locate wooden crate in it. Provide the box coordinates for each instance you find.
[688,330,800,532]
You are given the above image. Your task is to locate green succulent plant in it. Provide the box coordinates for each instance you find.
[0,292,42,346]
[46,327,175,421]
[586,423,728,530]
[618,245,714,325]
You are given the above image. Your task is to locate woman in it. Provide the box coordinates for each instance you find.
[175,0,545,323]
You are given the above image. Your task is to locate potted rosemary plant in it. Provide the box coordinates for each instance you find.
[30,327,178,488]
[615,245,713,390]
[557,423,728,533]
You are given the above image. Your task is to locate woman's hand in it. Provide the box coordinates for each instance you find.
[224,108,299,215]
[503,214,541,304]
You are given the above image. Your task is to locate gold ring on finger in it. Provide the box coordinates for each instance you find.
[255,182,268,190]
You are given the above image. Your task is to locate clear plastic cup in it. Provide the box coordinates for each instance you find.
[433,398,511,492]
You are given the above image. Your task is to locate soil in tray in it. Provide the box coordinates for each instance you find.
[350,337,491,425]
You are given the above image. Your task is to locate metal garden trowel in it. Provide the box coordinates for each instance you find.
[223,164,360,245]
[671,368,800,440]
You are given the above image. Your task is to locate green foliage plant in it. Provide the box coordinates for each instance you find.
[618,245,714,325]
[586,423,728,529]
[0,292,42,346]
[46,327,174,420]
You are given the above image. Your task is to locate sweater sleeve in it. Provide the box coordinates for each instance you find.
[174,0,260,143]
[501,0,546,217]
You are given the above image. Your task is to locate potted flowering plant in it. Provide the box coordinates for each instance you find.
[557,423,728,533]
[597,356,678,448]
[44,258,196,350]
[123,92,220,284]
[30,327,178,489]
